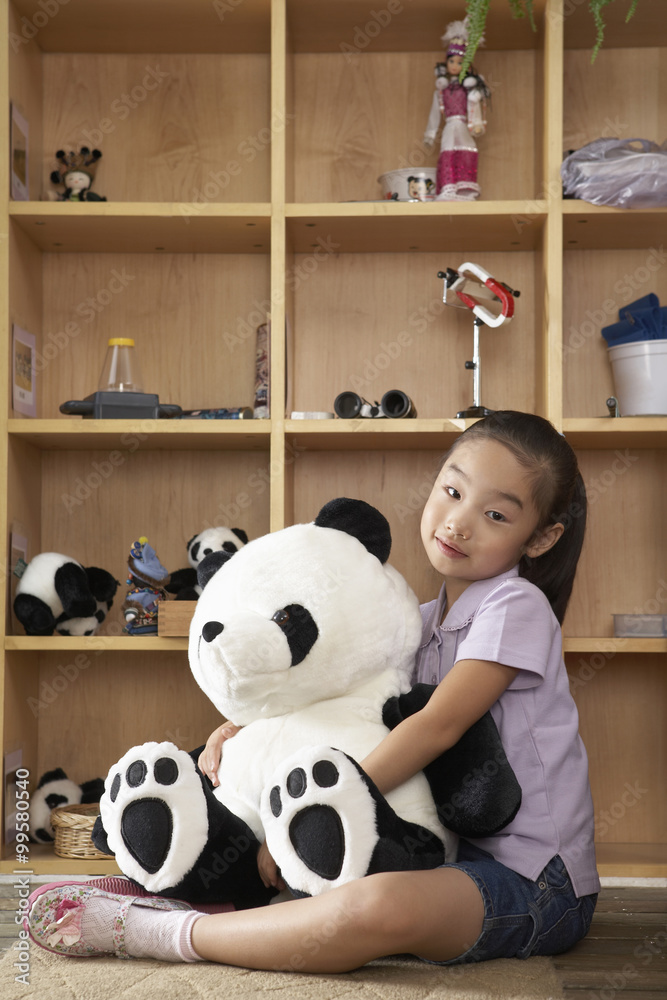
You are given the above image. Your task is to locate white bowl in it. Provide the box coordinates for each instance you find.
[378,168,437,202]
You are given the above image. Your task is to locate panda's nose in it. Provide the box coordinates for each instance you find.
[202,621,224,642]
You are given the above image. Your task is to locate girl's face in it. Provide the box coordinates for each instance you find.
[420,437,560,596]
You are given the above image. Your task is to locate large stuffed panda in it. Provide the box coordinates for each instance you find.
[93,499,520,906]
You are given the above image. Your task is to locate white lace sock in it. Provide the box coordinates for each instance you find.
[80,894,203,962]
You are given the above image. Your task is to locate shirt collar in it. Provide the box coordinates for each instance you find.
[421,565,520,643]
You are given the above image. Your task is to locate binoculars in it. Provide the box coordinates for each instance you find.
[333,390,417,419]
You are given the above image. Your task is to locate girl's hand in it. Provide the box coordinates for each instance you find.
[257,840,286,891]
[198,722,242,787]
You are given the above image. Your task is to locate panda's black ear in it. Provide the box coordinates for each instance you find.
[314,498,391,564]
[197,550,234,590]
[231,527,248,545]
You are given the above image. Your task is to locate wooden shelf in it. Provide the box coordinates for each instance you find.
[563,637,667,655]
[563,418,667,449]
[0,843,119,876]
[5,636,188,652]
[563,203,667,250]
[596,844,667,879]
[8,419,271,451]
[285,418,473,450]
[10,203,272,254]
[286,201,546,253]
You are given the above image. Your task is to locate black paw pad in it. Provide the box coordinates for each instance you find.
[290,806,344,881]
[126,760,147,787]
[286,767,307,798]
[313,759,339,788]
[270,785,282,817]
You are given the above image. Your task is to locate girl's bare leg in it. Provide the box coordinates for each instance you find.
[191,867,484,972]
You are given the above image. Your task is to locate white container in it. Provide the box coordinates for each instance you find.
[607,338,667,415]
[613,613,665,638]
[378,168,437,202]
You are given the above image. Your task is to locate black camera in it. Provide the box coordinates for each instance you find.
[333,390,417,419]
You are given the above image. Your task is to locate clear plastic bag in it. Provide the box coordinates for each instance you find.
[561,137,667,209]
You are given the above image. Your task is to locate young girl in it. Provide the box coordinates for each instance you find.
[26,411,599,970]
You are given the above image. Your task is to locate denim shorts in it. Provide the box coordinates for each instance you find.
[431,840,598,965]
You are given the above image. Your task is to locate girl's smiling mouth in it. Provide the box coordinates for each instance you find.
[436,538,467,559]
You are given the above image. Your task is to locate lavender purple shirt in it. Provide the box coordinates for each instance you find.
[414,566,600,897]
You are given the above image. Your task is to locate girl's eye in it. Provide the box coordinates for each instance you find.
[486,510,506,522]
[445,486,460,500]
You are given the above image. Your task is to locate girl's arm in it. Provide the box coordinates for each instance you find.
[361,658,518,796]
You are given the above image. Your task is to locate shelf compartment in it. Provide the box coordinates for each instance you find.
[8,420,272,452]
[10,203,272,254]
[287,202,546,253]
[10,0,271,54]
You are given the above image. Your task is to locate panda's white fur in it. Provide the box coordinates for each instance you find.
[189,519,449,847]
[16,552,76,613]
[187,527,246,570]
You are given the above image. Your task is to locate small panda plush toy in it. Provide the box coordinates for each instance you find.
[28,768,105,843]
[13,553,119,636]
[166,527,248,601]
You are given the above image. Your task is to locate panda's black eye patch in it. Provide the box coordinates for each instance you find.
[271,604,318,666]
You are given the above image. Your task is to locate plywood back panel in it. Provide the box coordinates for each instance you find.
[42,54,271,203]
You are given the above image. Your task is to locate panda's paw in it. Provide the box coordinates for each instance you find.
[99,742,210,894]
[261,746,380,897]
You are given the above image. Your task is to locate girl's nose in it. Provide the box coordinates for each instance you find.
[447,519,469,540]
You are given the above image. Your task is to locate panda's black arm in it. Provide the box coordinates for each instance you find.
[55,562,97,618]
[382,684,521,839]
[85,566,119,604]
[165,567,197,595]
[13,594,57,636]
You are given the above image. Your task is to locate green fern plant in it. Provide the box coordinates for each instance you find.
[460,0,640,73]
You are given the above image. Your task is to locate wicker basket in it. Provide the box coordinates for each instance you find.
[51,803,114,860]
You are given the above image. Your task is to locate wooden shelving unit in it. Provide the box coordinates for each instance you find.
[1,0,664,877]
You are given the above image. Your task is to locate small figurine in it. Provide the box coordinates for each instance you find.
[423,17,489,201]
[122,537,170,635]
[50,147,107,202]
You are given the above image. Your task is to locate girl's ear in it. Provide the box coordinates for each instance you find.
[524,522,564,559]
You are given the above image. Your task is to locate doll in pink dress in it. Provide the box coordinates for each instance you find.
[424,19,489,201]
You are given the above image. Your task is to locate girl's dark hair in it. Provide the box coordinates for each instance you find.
[446,411,586,624]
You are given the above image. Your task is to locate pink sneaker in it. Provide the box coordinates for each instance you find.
[25,880,192,959]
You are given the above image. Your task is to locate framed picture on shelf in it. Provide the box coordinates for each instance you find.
[12,325,36,417]
[10,104,29,201]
